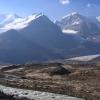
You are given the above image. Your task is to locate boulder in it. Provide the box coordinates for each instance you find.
[48,66,71,75]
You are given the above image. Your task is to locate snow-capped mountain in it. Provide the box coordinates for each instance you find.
[0,13,44,33]
[96,16,100,22]
[0,13,80,64]
[56,12,100,39]
[0,14,21,25]
[0,12,100,64]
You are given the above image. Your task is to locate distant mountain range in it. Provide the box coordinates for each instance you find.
[0,12,100,64]
[56,12,100,39]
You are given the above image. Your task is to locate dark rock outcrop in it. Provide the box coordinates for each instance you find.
[48,66,71,75]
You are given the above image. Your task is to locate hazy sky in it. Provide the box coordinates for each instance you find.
[0,0,100,20]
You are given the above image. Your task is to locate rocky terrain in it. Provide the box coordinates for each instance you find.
[0,61,100,100]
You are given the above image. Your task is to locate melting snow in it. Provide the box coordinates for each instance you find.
[62,29,78,34]
[0,85,83,100]
[68,54,100,61]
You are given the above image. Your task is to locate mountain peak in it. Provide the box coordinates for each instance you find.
[0,14,21,25]
[62,12,80,19]
[29,13,44,20]
[6,14,20,19]
[25,13,47,24]
[32,13,43,17]
[56,12,100,37]
[0,13,49,33]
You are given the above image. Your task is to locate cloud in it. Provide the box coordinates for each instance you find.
[59,0,70,5]
[87,3,97,8]
[87,3,91,7]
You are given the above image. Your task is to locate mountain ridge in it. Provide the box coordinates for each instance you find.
[56,12,100,39]
[0,12,100,64]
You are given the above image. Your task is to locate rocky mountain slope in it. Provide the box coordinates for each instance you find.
[56,12,100,40]
[0,12,100,64]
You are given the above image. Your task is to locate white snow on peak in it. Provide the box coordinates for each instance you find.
[72,21,80,25]
[25,13,43,23]
[67,54,100,61]
[62,12,79,19]
[0,13,44,33]
[0,14,20,25]
[62,29,78,34]
[96,16,100,22]
[59,12,82,29]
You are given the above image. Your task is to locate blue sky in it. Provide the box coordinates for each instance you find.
[0,0,100,20]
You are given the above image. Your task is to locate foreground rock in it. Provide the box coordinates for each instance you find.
[0,63,100,100]
[47,66,71,75]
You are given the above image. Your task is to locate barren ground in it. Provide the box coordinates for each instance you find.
[0,62,100,100]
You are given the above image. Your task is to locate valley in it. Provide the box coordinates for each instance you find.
[0,60,99,100]
[0,1,100,100]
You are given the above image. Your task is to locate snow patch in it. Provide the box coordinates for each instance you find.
[0,13,43,33]
[96,16,100,22]
[62,29,78,34]
[68,54,100,61]
[0,85,83,100]
[72,21,80,25]
[62,12,78,19]
[0,14,20,25]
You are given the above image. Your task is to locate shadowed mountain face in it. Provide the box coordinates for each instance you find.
[0,13,100,64]
[20,15,80,53]
[0,29,64,64]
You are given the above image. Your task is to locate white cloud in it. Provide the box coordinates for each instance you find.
[87,3,91,7]
[59,0,70,5]
[87,3,97,8]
